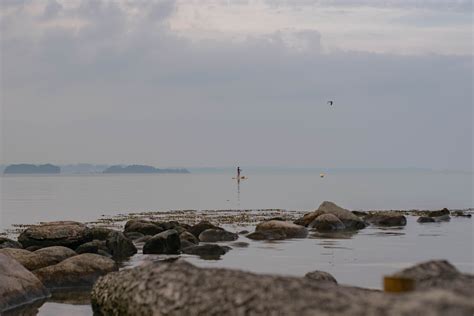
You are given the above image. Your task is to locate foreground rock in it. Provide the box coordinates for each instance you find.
[199,228,238,242]
[18,221,92,249]
[0,246,76,271]
[254,220,308,239]
[143,229,181,254]
[391,260,474,297]
[34,253,117,289]
[0,237,22,249]
[0,254,50,313]
[91,260,474,315]
[295,201,366,230]
[365,212,407,226]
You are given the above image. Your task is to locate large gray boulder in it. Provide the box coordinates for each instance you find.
[199,229,238,242]
[0,237,22,249]
[255,220,308,239]
[34,253,117,289]
[0,253,50,313]
[18,221,92,249]
[106,231,137,259]
[91,260,474,315]
[295,201,366,230]
[0,246,76,271]
[143,229,181,254]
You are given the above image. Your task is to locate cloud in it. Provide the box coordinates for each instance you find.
[0,0,472,169]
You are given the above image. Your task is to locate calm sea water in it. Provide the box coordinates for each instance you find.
[1,171,472,230]
[1,171,472,315]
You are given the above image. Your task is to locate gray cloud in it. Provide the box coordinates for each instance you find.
[1,0,472,169]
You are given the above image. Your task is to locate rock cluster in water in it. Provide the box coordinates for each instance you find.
[0,202,471,313]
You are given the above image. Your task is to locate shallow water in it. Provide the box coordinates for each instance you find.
[0,171,472,315]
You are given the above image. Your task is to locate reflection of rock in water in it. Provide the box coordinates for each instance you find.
[1,298,45,316]
[49,288,91,305]
[310,230,359,240]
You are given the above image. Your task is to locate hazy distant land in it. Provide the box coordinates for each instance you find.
[1,164,189,175]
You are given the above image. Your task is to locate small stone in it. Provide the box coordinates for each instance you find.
[106,231,137,259]
[199,229,238,242]
[305,270,338,284]
[143,229,181,255]
[309,214,346,231]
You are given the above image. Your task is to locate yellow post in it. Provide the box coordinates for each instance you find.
[383,276,415,293]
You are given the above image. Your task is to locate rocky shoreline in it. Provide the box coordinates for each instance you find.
[0,201,472,314]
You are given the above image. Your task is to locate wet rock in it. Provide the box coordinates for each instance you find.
[238,230,250,235]
[106,231,137,259]
[180,240,195,250]
[392,260,474,297]
[25,246,42,251]
[0,237,22,249]
[305,270,338,285]
[98,250,113,258]
[295,201,366,230]
[309,214,346,231]
[159,221,187,234]
[124,231,145,240]
[417,216,435,223]
[91,260,474,315]
[246,229,287,240]
[0,246,76,271]
[123,219,163,236]
[89,227,114,240]
[199,229,238,242]
[451,210,472,218]
[75,240,108,255]
[428,208,450,218]
[188,221,221,238]
[0,253,50,313]
[18,221,92,249]
[34,253,117,289]
[180,231,199,245]
[231,241,249,248]
[256,220,308,239]
[365,212,407,226]
[352,211,368,217]
[182,244,230,258]
[143,229,181,254]
[135,235,152,243]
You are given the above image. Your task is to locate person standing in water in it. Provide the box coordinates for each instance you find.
[237,166,242,179]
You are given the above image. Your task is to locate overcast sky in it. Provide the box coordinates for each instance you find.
[1,0,472,169]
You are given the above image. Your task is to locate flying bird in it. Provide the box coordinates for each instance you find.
[327,100,334,106]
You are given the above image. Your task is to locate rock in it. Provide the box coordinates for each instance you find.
[89,227,114,240]
[255,220,308,239]
[188,221,221,238]
[428,208,450,217]
[238,230,250,235]
[352,211,368,217]
[34,253,117,289]
[124,231,145,240]
[75,240,108,255]
[246,230,287,240]
[199,229,238,242]
[231,241,249,248]
[91,260,474,315]
[180,240,195,250]
[143,229,181,254]
[181,244,230,258]
[0,246,76,271]
[124,219,163,236]
[0,237,22,249]
[295,201,366,230]
[159,221,187,234]
[392,260,474,297]
[106,231,137,259]
[433,214,451,222]
[180,231,199,245]
[365,212,407,226]
[417,216,435,223]
[135,235,152,243]
[309,214,346,231]
[25,245,42,251]
[18,221,92,249]
[0,253,50,313]
[305,270,338,285]
[451,210,472,218]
